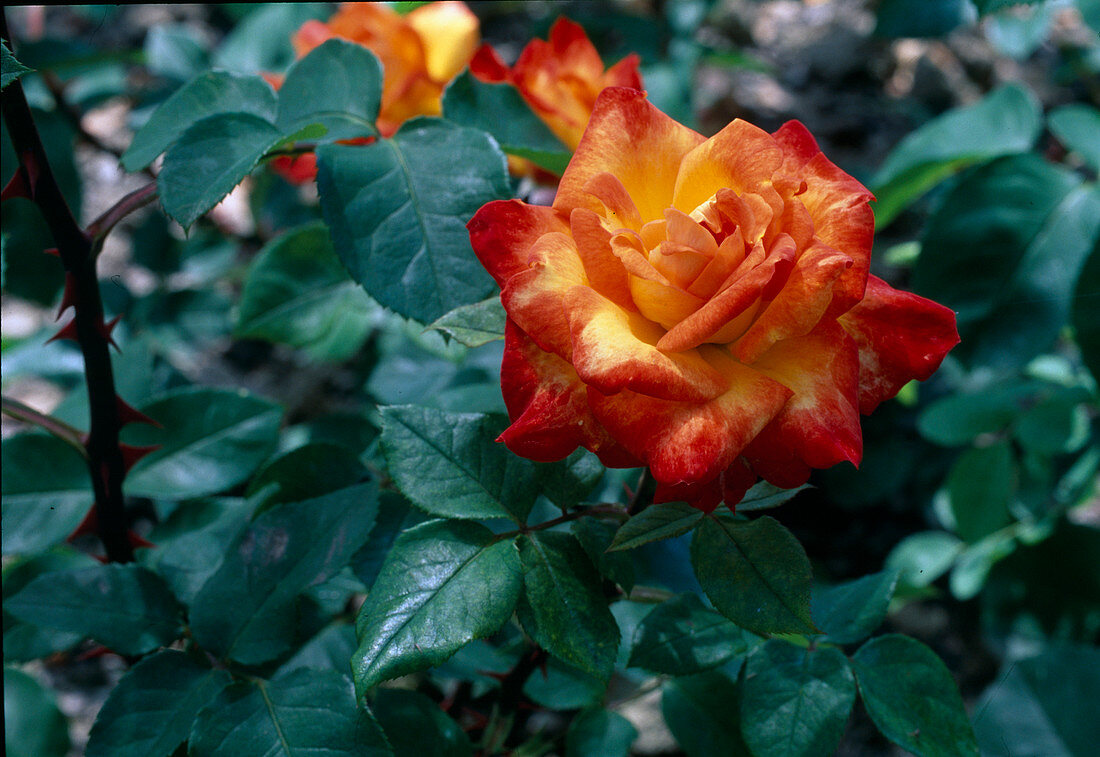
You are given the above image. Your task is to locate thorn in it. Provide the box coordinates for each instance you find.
[56,272,79,320]
[75,645,113,661]
[45,318,80,344]
[116,397,161,428]
[23,150,40,194]
[119,443,160,473]
[477,670,510,682]
[128,530,155,550]
[44,247,60,257]
[101,314,122,350]
[66,505,99,541]
[1,168,30,201]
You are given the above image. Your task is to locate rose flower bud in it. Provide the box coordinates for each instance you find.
[294,1,479,136]
[469,88,960,512]
[471,17,642,179]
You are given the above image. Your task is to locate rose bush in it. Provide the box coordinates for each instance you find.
[470,88,960,511]
[470,17,643,151]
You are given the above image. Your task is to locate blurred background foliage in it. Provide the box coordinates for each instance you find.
[3,1,1098,755]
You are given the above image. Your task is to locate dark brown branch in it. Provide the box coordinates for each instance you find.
[3,20,136,562]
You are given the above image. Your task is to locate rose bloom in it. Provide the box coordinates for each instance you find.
[470,17,643,151]
[294,1,479,136]
[469,88,960,511]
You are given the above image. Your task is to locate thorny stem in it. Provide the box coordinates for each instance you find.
[496,503,627,541]
[2,16,144,562]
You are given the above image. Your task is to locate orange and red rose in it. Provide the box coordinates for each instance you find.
[270,2,478,184]
[294,1,479,136]
[471,17,643,152]
[469,88,959,511]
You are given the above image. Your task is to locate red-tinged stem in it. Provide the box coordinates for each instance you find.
[1,395,89,459]
[628,468,656,516]
[2,18,135,562]
[86,181,158,244]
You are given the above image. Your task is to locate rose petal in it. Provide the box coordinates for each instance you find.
[839,274,961,413]
[498,319,599,462]
[733,241,853,364]
[556,88,705,222]
[570,208,635,310]
[406,1,480,83]
[469,43,510,82]
[656,235,797,353]
[748,320,863,475]
[588,347,792,484]
[468,200,570,287]
[605,53,644,90]
[566,286,727,401]
[500,231,586,360]
[583,172,643,231]
[772,120,821,164]
[672,120,785,217]
[653,458,756,513]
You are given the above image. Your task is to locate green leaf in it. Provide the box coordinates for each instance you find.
[85,650,231,757]
[918,381,1039,446]
[538,449,605,510]
[158,112,286,228]
[370,688,469,757]
[691,515,816,635]
[2,41,33,89]
[741,640,856,757]
[442,71,571,175]
[247,442,368,511]
[3,548,96,662]
[275,39,381,142]
[571,517,635,594]
[851,634,978,757]
[914,155,1082,368]
[1,434,93,555]
[662,671,751,757]
[1074,238,1100,384]
[316,117,509,324]
[427,297,506,348]
[523,656,606,709]
[352,520,521,692]
[212,4,330,75]
[886,531,964,589]
[144,24,208,82]
[3,667,70,757]
[1014,386,1092,457]
[566,708,638,757]
[947,441,1015,543]
[973,645,1100,757]
[5,564,182,655]
[737,481,812,512]
[279,622,357,677]
[962,184,1100,368]
[189,483,379,664]
[972,0,1046,13]
[518,531,620,681]
[629,592,745,675]
[190,668,391,757]
[874,0,975,40]
[949,530,1018,600]
[811,570,899,645]
[122,71,276,171]
[870,84,1041,227]
[138,497,251,605]
[121,388,283,500]
[608,502,704,552]
[380,406,538,523]
[236,221,379,362]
